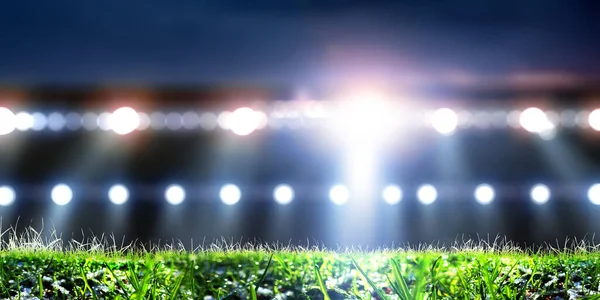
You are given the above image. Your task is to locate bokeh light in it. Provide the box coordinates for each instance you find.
[431,108,458,135]
[382,185,402,205]
[51,184,73,206]
[587,184,600,205]
[530,184,550,204]
[108,184,129,205]
[474,184,495,205]
[0,107,16,135]
[111,107,140,135]
[417,184,437,205]
[165,184,185,205]
[220,184,242,205]
[329,184,349,205]
[273,184,294,205]
[229,107,260,136]
[0,186,16,206]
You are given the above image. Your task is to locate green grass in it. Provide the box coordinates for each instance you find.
[2,225,600,299]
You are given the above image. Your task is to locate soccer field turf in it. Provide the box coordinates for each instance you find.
[1,227,600,299]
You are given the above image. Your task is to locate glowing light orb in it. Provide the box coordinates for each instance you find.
[220,184,241,205]
[0,107,16,135]
[108,184,129,205]
[0,186,16,206]
[111,107,140,135]
[331,94,396,144]
[520,108,554,133]
[273,184,294,205]
[530,184,550,204]
[15,112,34,131]
[587,184,600,205]
[474,184,495,205]
[51,184,73,206]
[229,107,260,136]
[31,112,47,131]
[589,109,600,131]
[165,184,185,205]
[417,184,437,205]
[329,184,350,205]
[431,108,458,135]
[382,185,402,205]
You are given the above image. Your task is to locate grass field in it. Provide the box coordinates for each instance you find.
[2,226,600,299]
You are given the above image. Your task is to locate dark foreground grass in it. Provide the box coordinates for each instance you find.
[2,227,600,299]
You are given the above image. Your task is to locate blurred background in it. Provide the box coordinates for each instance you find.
[1,0,600,249]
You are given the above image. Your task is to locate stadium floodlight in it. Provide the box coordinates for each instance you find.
[382,185,402,205]
[589,109,600,131]
[417,184,437,205]
[165,184,185,205]
[220,184,242,205]
[520,108,554,134]
[15,112,35,131]
[51,184,73,206]
[587,184,600,205]
[229,107,261,136]
[273,184,294,205]
[474,184,495,205]
[329,184,350,205]
[31,112,47,131]
[108,184,129,205]
[47,112,66,132]
[0,107,16,135]
[431,108,458,135]
[530,184,550,204]
[0,186,16,206]
[111,107,140,135]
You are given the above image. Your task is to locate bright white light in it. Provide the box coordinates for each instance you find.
[64,112,82,130]
[31,113,47,131]
[220,184,241,205]
[166,112,183,130]
[137,112,151,130]
[589,109,600,131]
[108,184,129,205]
[431,108,458,135]
[474,184,495,205]
[182,111,200,129]
[47,112,66,131]
[98,112,112,131]
[382,185,402,205]
[229,107,260,136]
[165,184,185,205]
[217,111,232,130]
[587,184,600,205]
[417,184,437,205]
[520,108,554,134]
[111,107,140,135]
[51,184,73,206]
[530,184,550,204]
[15,112,34,131]
[273,184,294,205]
[0,186,16,206]
[200,112,218,130]
[329,184,349,205]
[0,107,16,135]
[331,94,397,144]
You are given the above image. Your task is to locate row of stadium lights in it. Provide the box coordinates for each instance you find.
[2,183,600,207]
[2,106,600,137]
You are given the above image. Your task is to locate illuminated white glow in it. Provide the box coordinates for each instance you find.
[150,112,166,130]
[273,184,294,205]
[520,108,554,134]
[51,184,73,206]
[47,113,66,131]
[0,107,16,135]
[0,186,16,206]
[64,112,82,130]
[530,184,550,204]
[108,184,129,205]
[229,107,260,136]
[417,184,437,205]
[255,111,269,129]
[329,184,350,205]
[587,184,600,205]
[166,112,183,130]
[15,112,34,131]
[137,112,151,130]
[111,107,140,135]
[165,184,185,205]
[200,112,218,130]
[182,111,200,129]
[97,112,112,131]
[431,108,458,135]
[474,184,495,205]
[220,184,241,205]
[589,109,600,131]
[217,111,232,130]
[331,94,397,144]
[382,185,402,205]
[82,112,99,130]
[30,112,47,131]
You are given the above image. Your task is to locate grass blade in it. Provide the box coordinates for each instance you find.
[313,263,331,300]
[351,257,390,300]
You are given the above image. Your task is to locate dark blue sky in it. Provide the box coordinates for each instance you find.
[1,0,599,86]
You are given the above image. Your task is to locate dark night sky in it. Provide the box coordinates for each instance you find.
[1,0,600,86]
